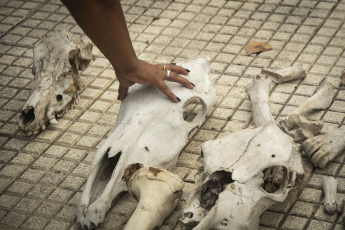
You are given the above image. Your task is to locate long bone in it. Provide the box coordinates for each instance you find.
[245,74,274,126]
[20,30,93,135]
[75,57,216,229]
[294,79,335,115]
[302,125,345,169]
[321,176,343,215]
[123,164,184,230]
[262,64,306,84]
[278,80,335,142]
[181,76,304,229]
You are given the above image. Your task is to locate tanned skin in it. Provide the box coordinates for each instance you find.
[61,0,194,102]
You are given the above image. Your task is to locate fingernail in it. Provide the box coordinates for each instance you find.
[176,96,181,102]
[191,82,195,87]
[171,62,176,65]
[185,68,190,72]
[117,95,120,100]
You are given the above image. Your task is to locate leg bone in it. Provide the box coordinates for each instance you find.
[322,176,343,215]
[246,75,274,126]
[261,63,306,83]
[124,164,184,230]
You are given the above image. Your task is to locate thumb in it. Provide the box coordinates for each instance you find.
[118,84,129,100]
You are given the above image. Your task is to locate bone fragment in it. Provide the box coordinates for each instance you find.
[246,75,274,126]
[278,114,324,143]
[321,176,343,215]
[302,126,345,169]
[49,118,58,124]
[20,30,93,135]
[75,57,216,228]
[123,164,183,230]
[278,80,335,143]
[294,80,335,115]
[261,64,306,83]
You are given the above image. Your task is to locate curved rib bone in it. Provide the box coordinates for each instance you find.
[302,126,345,169]
[123,164,184,230]
[262,64,306,83]
[321,176,343,215]
[245,75,274,126]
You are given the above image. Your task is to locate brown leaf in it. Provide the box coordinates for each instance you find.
[245,41,271,55]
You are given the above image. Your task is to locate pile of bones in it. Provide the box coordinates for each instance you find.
[20,31,345,230]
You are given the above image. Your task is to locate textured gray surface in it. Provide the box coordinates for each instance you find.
[0,0,344,229]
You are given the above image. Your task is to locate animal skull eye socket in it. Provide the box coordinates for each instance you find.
[183,97,204,122]
[56,94,63,102]
[262,166,288,193]
[199,170,233,210]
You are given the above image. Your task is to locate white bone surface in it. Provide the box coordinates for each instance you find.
[245,75,273,126]
[181,77,304,230]
[123,164,183,230]
[19,30,93,134]
[294,80,335,115]
[278,80,335,143]
[261,64,306,83]
[322,176,343,215]
[75,57,216,228]
[302,125,345,169]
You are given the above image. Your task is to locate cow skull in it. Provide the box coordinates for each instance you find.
[20,30,93,135]
[181,75,304,229]
[75,57,216,229]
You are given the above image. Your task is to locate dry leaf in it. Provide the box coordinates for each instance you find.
[245,41,271,55]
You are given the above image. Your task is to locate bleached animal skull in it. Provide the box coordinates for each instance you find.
[182,75,304,230]
[20,30,93,135]
[76,57,216,229]
[123,163,184,230]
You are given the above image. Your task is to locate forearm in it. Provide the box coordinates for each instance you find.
[61,0,138,73]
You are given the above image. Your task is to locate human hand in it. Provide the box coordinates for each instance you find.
[115,60,195,102]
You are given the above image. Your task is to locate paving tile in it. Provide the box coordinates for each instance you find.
[281,216,309,229]
[0,0,345,229]
[21,215,48,229]
[0,211,27,228]
[260,211,284,228]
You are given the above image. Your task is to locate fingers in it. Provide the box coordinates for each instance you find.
[167,72,195,89]
[160,63,190,75]
[168,64,190,75]
[156,80,180,103]
[118,84,129,100]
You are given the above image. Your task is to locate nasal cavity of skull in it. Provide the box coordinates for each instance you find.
[99,149,121,182]
[56,94,63,102]
[199,171,233,210]
[21,107,35,125]
[183,98,203,122]
[262,166,287,193]
[90,149,122,203]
